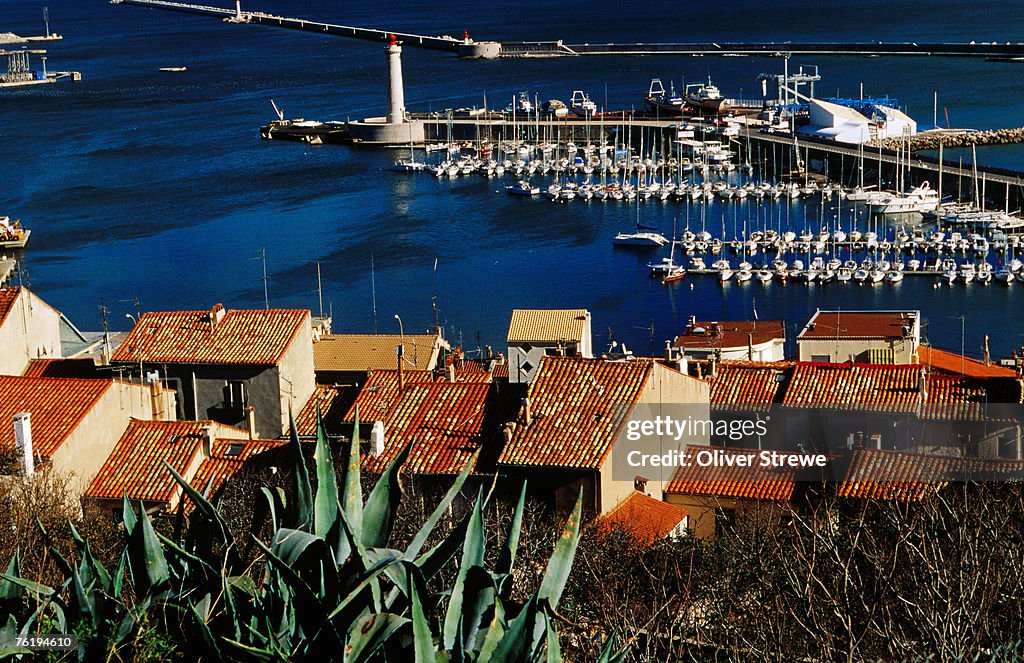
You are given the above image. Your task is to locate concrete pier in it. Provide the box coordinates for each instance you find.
[114,0,1024,61]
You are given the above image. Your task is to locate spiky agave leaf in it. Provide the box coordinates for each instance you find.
[361,443,411,550]
[443,488,486,650]
[126,502,170,599]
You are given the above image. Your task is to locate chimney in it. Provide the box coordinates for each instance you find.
[245,405,257,440]
[708,356,717,379]
[521,397,532,426]
[397,344,405,392]
[13,412,34,478]
[209,303,226,334]
[664,340,673,361]
[747,333,754,361]
[918,368,928,402]
[201,424,214,458]
[446,361,456,383]
[370,421,385,457]
[149,377,164,420]
[502,423,514,446]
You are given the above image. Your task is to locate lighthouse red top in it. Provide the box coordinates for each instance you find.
[388,33,397,46]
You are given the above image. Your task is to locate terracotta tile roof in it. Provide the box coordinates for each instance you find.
[86,420,228,502]
[675,320,785,350]
[711,361,793,412]
[190,438,284,498]
[0,287,19,328]
[492,362,510,379]
[343,369,492,424]
[507,309,589,344]
[498,357,654,470]
[598,491,688,545]
[23,358,102,379]
[111,308,309,366]
[664,446,799,501]
[313,333,441,373]
[917,346,1019,379]
[0,376,112,459]
[781,363,988,420]
[294,384,360,437]
[85,419,271,505]
[798,310,917,341]
[363,381,494,476]
[838,448,1024,501]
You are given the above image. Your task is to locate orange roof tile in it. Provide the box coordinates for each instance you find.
[86,419,266,505]
[798,310,918,341]
[111,308,309,365]
[23,358,102,379]
[838,448,1024,501]
[86,420,211,502]
[711,361,793,412]
[0,287,19,329]
[343,369,492,424]
[917,346,1018,379]
[664,446,799,501]
[295,384,360,437]
[499,357,654,470]
[313,333,441,373]
[781,363,988,420]
[598,491,688,545]
[0,376,112,459]
[507,309,589,344]
[363,381,493,476]
[190,438,284,498]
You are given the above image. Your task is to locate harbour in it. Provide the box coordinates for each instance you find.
[6,0,1024,361]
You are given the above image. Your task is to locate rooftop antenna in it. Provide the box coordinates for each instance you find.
[252,248,269,309]
[431,257,439,328]
[371,253,378,333]
[316,261,323,319]
[99,298,111,361]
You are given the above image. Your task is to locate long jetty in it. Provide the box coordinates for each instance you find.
[110,0,464,53]
[113,0,1024,61]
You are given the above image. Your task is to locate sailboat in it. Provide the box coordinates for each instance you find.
[390,124,429,172]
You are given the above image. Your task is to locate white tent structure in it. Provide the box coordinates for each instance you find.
[799,98,917,144]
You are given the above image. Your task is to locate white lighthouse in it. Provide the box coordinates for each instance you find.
[386,33,405,125]
[347,32,424,143]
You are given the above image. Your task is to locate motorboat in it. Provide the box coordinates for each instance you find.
[506,180,540,196]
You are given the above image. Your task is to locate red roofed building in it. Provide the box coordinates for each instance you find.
[674,318,786,362]
[780,362,1021,460]
[83,419,282,515]
[598,491,689,545]
[325,368,512,478]
[663,445,809,538]
[0,376,176,495]
[797,310,920,364]
[916,346,1019,379]
[111,305,315,439]
[836,448,1024,502]
[498,356,710,515]
[0,286,64,376]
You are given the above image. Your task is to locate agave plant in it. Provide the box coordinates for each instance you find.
[0,409,629,661]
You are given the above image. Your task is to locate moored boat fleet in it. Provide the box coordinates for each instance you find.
[645,225,1024,287]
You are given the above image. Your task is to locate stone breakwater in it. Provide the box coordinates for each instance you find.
[868,127,1024,151]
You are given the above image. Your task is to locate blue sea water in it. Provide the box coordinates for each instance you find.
[3,0,1024,358]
